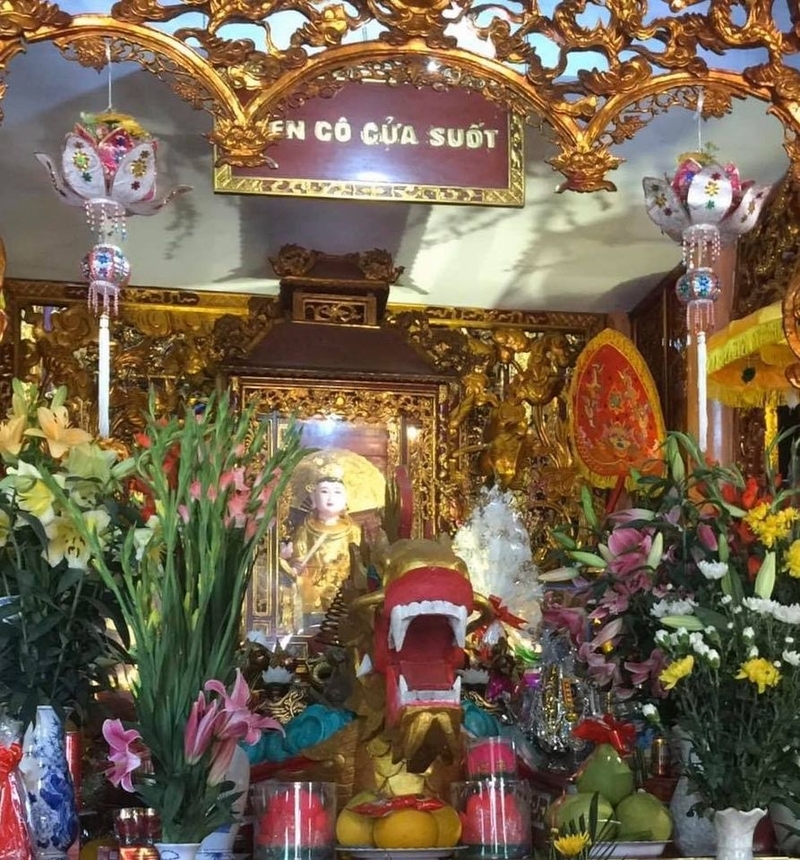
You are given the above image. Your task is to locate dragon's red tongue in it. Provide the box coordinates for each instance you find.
[397,618,455,690]
[399,660,453,690]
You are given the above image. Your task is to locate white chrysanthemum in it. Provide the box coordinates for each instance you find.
[651,598,697,618]
[697,560,728,580]
[748,646,760,658]
[720,594,733,605]
[742,626,755,640]
[782,650,800,666]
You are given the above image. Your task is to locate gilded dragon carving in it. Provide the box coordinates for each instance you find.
[0,0,795,187]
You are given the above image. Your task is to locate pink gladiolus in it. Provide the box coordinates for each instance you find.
[178,504,191,524]
[220,467,248,493]
[190,480,203,501]
[184,692,220,764]
[225,491,249,528]
[102,718,143,793]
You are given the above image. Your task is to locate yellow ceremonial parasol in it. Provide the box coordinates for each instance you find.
[288,447,387,514]
[707,301,799,408]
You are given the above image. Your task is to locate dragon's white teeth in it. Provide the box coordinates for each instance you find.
[356,653,373,677]
[388,600,467,650]
[397,673,462,706]
[389,610,414,651]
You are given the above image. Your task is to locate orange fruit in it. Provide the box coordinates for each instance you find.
[431,805,463,847]
[336,808,375,846]
[373,809,439,849]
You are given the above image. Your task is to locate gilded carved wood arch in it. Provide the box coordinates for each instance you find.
[0,0,798,191]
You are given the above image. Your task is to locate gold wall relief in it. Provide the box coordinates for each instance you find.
[1,277,604,568]
[0,2,796,191]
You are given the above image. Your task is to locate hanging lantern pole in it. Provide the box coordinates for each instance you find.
[35,50,189,437]
[643,138,769,451]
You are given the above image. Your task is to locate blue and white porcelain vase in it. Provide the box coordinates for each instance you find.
[19,705,79,859]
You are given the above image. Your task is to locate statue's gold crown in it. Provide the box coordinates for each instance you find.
[306,456,346,492]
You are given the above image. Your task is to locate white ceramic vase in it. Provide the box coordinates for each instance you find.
[669,729,716,856]
[713,808,767,860]
[19,705,79,859]
[155,844,202,860]
[197,745,251,860]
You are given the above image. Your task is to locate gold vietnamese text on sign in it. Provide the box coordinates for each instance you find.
[213,80,525,206]
[5,1,798,192]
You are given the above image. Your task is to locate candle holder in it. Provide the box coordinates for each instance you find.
[251,781,336,860]
[451,778,531,860]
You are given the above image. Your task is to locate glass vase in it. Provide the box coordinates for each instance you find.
[714,808,766,860]
[19,705,79,859]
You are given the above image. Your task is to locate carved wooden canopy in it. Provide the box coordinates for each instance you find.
[0,0,797,193]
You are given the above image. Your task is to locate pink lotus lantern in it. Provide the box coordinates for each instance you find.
[643,151,770,449]
[36,111,189,436]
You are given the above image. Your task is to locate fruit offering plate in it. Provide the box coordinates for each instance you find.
[337,846,469,860]
[589,841,669,858]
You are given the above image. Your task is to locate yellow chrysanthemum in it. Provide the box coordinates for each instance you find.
[736,657,782,693]
[553,833,592,858]
[744,502,771,525]
[659,655,695,690]
[0,414,26,458]
[746,507,800,548]
[785,539,800,578]
[25,406,92,460]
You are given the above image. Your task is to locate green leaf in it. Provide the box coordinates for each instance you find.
[754,552,776,600]
[660,614,705,631]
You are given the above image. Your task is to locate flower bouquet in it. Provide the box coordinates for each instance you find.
[48,388,308,843]
[0,378,130,725]
[551,432,745,706]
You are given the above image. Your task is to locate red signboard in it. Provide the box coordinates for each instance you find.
[214,81,524,206]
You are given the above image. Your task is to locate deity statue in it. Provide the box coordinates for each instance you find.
[286,460,363,628]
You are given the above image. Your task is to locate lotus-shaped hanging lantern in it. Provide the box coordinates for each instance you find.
[35,111,190,239]
[643,151,770,252]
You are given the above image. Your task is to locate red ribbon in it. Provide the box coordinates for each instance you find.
[351,795,446,817]
[0,742,31,860]
[572,714,636,756]
[488,595,526,630]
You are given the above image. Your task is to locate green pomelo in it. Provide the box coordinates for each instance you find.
[576,743,635,806]
[550,792,618,840]
[615,791,673,841]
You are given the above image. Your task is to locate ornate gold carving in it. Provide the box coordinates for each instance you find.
[2,277,604,582]
[738,174,800,318]
[1,0,796,191]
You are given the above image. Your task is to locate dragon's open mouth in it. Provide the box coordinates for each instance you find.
[389,600,467,708]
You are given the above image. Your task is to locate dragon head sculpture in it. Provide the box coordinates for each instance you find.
[347,539,488,783]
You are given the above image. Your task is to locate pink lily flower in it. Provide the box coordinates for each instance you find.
[207,737,239,786]
[102,718,143,793]
[578,642,620,687]
[697,522,718,551]
[184,691,220,764]
[625,648,669,697]
[590,616,624,648]
[606,527,652,576]
[206,669,283,745]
